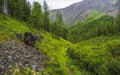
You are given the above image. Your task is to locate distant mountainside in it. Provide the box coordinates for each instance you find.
[116,0,120,8]
[50,0,117,27]
[106,0,120,17]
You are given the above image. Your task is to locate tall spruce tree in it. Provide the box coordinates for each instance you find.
[31,2,43,30]
[53,11,68,39]
[0,0,4,13]
[22,0,31,22]
[115,0,120,32]
[6,0,31,22]
[43,0,50,32]
[116,12,120,32]
[7,0,19,18]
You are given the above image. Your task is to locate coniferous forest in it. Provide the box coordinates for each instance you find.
[0,0,120,75]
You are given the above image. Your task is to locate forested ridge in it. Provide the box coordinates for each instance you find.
[0,0,120,75]
[68,15,119,43]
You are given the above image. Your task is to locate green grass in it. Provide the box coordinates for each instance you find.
[67,36,120,75]
[0,13,120,75]
[0,14,31,41]
[0,14,72,75]
[37,33,72,75]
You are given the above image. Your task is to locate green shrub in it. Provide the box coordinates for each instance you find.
[106,40,120,57]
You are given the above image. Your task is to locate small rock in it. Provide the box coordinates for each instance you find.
[8,56,12,59]
[0,41,48,74]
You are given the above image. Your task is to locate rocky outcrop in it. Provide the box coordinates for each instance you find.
[23,32,38,47]
[16,32,44,47]
[106,0,120,17]
[106,6,119,17]
[0,41,48,75]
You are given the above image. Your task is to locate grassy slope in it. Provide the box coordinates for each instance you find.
[37,33,72,75]
[67,36,120,75]
[0,14,31,41]
[0,14,72,75]
[0,14,120,75]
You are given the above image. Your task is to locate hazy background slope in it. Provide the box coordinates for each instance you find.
[50,0,117,27]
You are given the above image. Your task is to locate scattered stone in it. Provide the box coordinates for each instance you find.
[0,41,48,74]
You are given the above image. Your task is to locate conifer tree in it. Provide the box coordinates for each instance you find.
[0,0,4,13]
[7,0,31,22]
[22,1,31,22]
[31,2,43,29]
[116,12,120,32]
[43,1,50,31]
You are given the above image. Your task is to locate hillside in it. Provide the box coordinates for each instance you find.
[0,14,72,75]
[68,0,120,43]
[0,13,120,75]
[106,0,120,17]
[50,0,117,27]
[68,15,117,43]
[0,0,120,75]
[67,36,120,75]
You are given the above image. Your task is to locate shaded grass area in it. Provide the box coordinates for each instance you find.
[67,36,120,75]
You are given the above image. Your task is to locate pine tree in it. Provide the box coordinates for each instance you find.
[6,0,31,21]
[31,2,43,30]
[116,12,120,32]
[22,1,31,22]
[53,11,68,39]
[0,0,4,13]
[7,0,19,18]
[56,11,64,27]
[43,1,50,32]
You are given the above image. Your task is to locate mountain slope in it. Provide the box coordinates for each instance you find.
[51,0,117,27]
[67,36,120,75]
[0,12,120,75]
[106,0,120,17]
[68,15,117,43]
[0,14,72,75]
